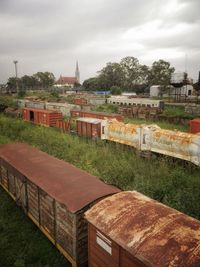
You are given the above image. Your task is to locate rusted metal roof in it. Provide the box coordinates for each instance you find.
[85,191,200,267]
[23,107,61,114]
[0,143,120,213]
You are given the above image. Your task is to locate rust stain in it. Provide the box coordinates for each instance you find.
[85,191,200,267]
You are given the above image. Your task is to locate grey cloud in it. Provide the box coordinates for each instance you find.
[0,0,200,83]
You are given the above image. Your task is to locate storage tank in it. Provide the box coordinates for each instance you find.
[170,72,187,87]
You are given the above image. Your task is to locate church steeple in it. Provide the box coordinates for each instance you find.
[75,61,80,84]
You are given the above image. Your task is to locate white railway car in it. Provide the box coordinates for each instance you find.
[101,119,200,166]
[107,96,164,109]
[141,125,200,166]
[101,119,141,149]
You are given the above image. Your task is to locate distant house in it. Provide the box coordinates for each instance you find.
[150,85,161,97]
[150,84,194,99]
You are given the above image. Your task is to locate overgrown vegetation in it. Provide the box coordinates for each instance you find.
[0,185,70,267]
[162,107,198,119]
[93,103,118,113]
[0,95,17,108]
[0,115,199,219]
[0,115,200,266]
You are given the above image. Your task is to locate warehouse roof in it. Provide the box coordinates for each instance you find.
[0,143,120,213]
[85,191,200,267]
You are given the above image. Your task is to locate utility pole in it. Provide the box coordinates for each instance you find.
[13,60,18,93]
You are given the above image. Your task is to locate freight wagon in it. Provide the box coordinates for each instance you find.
[22,108,62,127]
[1,144,200,267]
[76,118,200,167]
[0,143,120,267]
[85,191,200,267]
[76,118,102,139]
[107,96,164,109]
[70,110,124,121]
[17,100,81,117]
[190,118,200,134]
[45,102,81,117]
[118,106,162,119]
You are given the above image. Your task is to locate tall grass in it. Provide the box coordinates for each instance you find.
[0,187,70,267]
[0,114,199,219]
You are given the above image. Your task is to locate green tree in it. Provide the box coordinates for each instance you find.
[21,75,37,90]
[148,59,175,88]
[7,77,22,92]
[110,85,122,95]
[73,82,81,89]
[98,62,124,89]
[33,72,55,88]
[82,77,101,91]
[120,57,149,91]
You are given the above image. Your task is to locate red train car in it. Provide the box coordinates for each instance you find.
[74,98,88,105]
[76,118,102,139]
[70,110,124,121]
[23,108,62,127]
[190,118,200,134]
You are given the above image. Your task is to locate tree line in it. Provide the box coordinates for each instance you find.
[83,57,175,94]
[7,72,55,92]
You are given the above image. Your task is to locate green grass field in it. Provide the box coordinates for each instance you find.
[0,185,70,267]
[0,114,200,266]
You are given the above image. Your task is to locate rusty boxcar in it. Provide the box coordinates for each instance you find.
[74,98,88,105]
[22,107,62,127]
[190,118,200,134]
[70,110,124,122]
[0,143,120,267]
[141,125,200,166]
[85,191,200,267]
[101,120,200,166]
[76,118,103,139]
[102,120,141,149]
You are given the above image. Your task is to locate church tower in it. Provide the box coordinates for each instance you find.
[75,61,80,84]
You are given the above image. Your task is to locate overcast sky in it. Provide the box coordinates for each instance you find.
[0,0,200,83]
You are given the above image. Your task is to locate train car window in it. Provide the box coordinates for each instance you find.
[102,126,105,134]
[129,103,131,106]
[152,104,154,107]
[147,104,151,107]
[117,102,119,105]
[142,104,145,107]
[113,102,115,104]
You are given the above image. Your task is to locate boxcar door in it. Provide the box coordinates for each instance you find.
[15,175,27,212]
[0,165,8,190]
[40,190,55,240]
[8,171,16,198]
